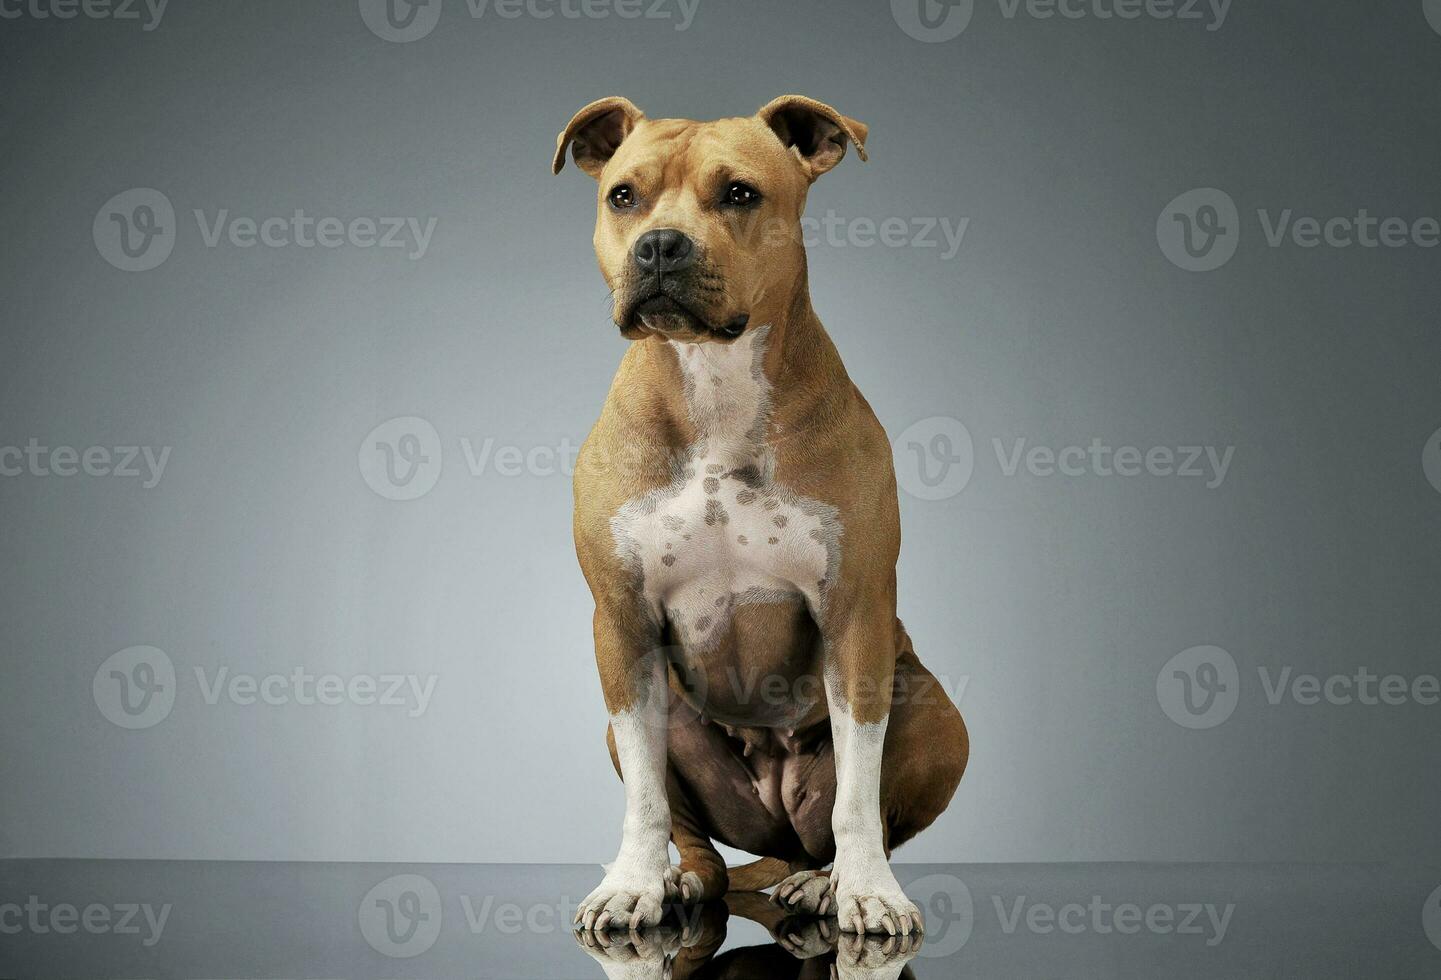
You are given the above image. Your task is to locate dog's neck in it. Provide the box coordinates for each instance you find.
[635,279,852,457]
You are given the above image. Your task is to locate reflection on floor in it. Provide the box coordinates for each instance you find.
[0,860,1436,978]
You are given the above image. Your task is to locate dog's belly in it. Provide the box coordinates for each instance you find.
[666,585,825,730]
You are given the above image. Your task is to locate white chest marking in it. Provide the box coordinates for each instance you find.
[610,327,841,647]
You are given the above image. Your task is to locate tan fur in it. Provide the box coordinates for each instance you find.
[560,96,967,928]
[564,98,895,719]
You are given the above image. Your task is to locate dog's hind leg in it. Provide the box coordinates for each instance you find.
[772,625,968,919]
[665,768,731,902]
[878,629,969,854]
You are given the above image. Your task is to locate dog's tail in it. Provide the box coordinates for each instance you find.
[726,857,794,892]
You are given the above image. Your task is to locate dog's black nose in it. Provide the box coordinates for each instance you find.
[632,229,696,273]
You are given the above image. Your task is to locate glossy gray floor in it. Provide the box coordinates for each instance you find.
[0,860,1436,978]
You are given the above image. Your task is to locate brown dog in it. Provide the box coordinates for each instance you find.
[557,95,968,937]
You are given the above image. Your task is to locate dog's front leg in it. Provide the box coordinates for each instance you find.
[823,598,922,937]
[576,612,672,931]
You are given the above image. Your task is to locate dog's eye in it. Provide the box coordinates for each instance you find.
[608,185,638,210]
[723,182,761,207]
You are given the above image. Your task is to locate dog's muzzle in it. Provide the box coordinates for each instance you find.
[618,235,749,340]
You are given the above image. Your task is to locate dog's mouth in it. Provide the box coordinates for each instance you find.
[621,284,749,342]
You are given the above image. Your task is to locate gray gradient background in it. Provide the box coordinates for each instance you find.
[1,0,1439,869]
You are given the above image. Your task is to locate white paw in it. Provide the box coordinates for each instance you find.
[830,860,923,936]
[576,866,670,932]
[832,930,924,980]
[574,925,680,980]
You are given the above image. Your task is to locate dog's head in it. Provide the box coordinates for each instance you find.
[553,95,867,344]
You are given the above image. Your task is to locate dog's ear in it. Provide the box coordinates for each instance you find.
[757,95,868,181]
[553,97,645,178]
